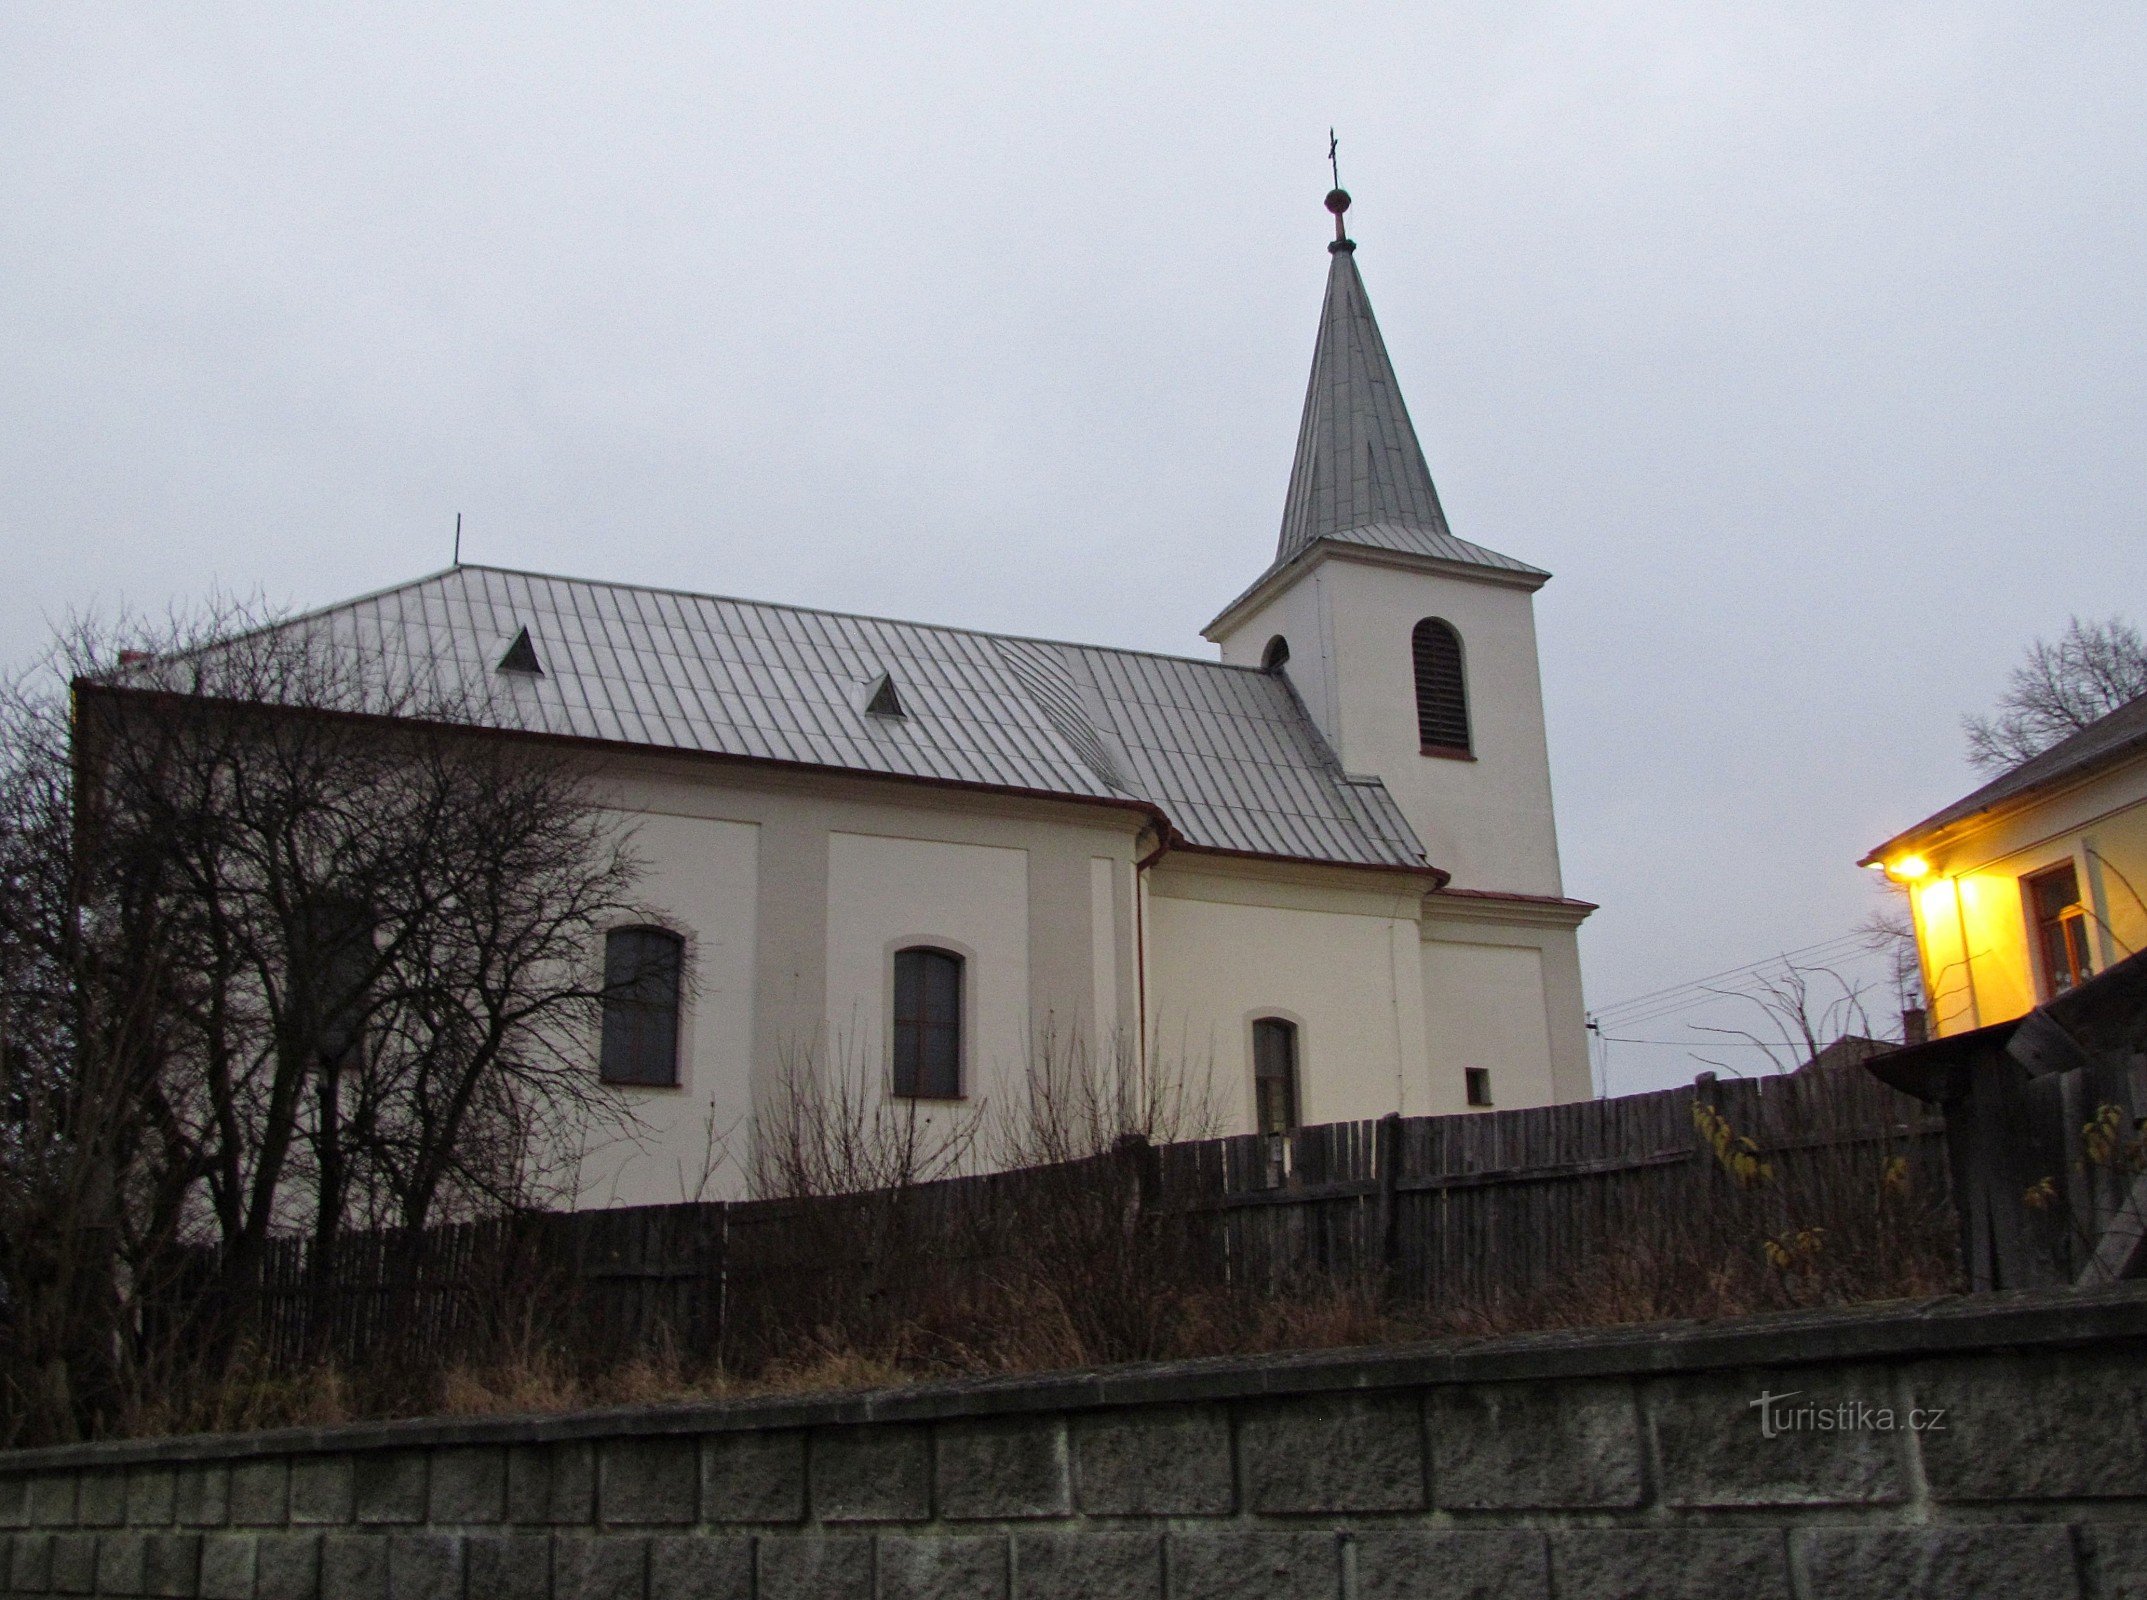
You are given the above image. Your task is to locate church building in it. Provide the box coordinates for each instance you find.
[236,193,1594,1204]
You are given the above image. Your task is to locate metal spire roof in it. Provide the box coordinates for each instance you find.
[1207,203,1546,636]
[1278,228,1454,562]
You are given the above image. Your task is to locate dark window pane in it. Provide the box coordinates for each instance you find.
[601,927,682,1086]
[1253,1017,1298,1135]
[2028,864,2090,999]
[1412,619,1471,753]
[893,947,963,1098]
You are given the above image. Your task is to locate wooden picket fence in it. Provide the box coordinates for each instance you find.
[207,1062,1954,1373]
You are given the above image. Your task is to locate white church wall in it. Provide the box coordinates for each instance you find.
[1144,861,1433,1130]
[572,807,761,1208]
[1215,554,1564,899]
[823,830,1033,1130]
[1421,900,1593,1109]
[1321,557,1563,898]
[1419,939,1555,1114]
[1220,567,1343,752]
[557,749,1592,1208]
[565,753,1143,1204]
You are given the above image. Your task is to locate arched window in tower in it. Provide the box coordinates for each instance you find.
[892,946,964,1098]
[1411,618,1472,757]
[1262,635,1291,674]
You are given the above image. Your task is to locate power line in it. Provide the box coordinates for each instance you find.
[1589,932,1876,1028]
[1596,1035,1808,1049]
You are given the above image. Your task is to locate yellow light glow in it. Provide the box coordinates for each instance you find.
[1887,855,1931,882]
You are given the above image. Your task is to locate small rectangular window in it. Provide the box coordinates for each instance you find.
[1253,1018,1300,1135]
[1465,1068,1493,1107]
[2027,863,2092,1000]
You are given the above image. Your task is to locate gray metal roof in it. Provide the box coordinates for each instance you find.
[214,565,1434,874]
[1865,688,2147,862]
[1278,242,1456,562]
[1277,244,1544,577]
[1204,239,1546,636]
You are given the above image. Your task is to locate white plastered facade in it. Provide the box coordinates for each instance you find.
[571,539,1593,1207]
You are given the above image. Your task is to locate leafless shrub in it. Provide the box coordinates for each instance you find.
[750,1032,984,1200]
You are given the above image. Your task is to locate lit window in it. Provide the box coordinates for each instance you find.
[1253,1017,1300,1135]
[893,947,964,1098]
[2027,864,2092,999]
[1412,618,1471,756]
[600,927,683,1086]
[1465,1067,1493,1107]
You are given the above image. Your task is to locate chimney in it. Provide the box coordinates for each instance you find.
[1901,1007,1929,1047]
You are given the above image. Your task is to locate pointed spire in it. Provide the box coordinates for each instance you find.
[1275,193,1454,564]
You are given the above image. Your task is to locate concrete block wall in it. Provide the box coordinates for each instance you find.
[5,1283,2147,1598]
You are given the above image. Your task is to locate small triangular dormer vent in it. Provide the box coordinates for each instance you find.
[863,671,905,718]
[497,626,544,677]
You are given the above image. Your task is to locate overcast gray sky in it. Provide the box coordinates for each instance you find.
[5,4,2143,1094]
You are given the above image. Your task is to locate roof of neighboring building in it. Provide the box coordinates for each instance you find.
[1797,1035,1896,1075]
[115,564,1437,876]
[1207,236,1545,635]
[1863,688,2147,863]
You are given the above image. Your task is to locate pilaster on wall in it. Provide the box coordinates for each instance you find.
[748,810,831,1128]
[5,1285,2147,1599]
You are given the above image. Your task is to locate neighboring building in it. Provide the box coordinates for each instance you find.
[139,196,1596,1202]
[1863,690,2147,1039]
[1797,1035,1895,1075]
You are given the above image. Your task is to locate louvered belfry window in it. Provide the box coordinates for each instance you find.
[893,947,964,1098]
[600,926,683,1086]
[1412,618,1472,756]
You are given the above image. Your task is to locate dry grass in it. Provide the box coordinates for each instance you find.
[111,1238,1964,1441]
[74,1068,1963,1443]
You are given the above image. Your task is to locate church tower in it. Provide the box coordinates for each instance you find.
[1205,190,1569,902]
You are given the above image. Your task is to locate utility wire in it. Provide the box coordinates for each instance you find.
[1589,933,1876,1029]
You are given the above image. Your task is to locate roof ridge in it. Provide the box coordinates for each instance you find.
[320,562,1283,682]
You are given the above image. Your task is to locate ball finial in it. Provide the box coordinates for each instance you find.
[1325,188,1351,216]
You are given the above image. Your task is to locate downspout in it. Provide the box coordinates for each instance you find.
[1387,892,1414,1114]
[1134,824,1174,1098]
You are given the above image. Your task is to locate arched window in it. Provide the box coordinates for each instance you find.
[1412,618,1471,756]
[1262,635,1291,674]
[600,926,683,1086]
[893,946,964,1098]
[1252,1017,1300,1136]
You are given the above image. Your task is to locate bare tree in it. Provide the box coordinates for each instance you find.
[1964,615,2147,775]
[0,602,648,1442]
[1857,888,1924,1032]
